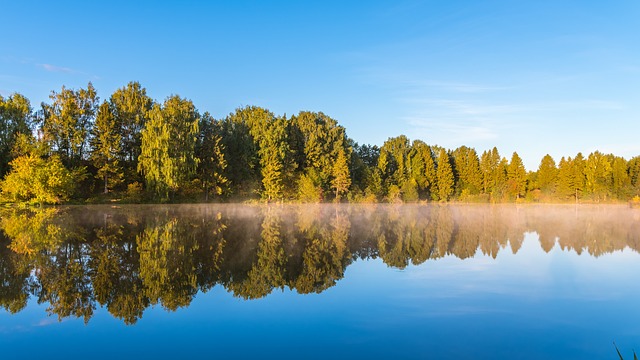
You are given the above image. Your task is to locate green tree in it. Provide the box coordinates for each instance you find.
[434,149,454,201]
[138,95,199,200]
[0,93,33,176]
[257,116,296,201]
[480,147,501,195]
[451,146,482,197]
[507,152,527,199]
[1,154,78,205]
[290,111,349,193]
[628,156,640,195]
[90,101,123,194]
[536,154,558,195]
[378,135,411,189]
[109,81,153,177]
[331,149,351,201]
[557,154,586,201]
[40,83,98,167]
[584,151,612,201]
[195,112,228,201]
[611,156,630,199]
[409,140,436,199]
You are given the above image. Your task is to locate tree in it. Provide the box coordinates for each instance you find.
[195,113,228,201]
[1,154,77,205]
[138,96,199,200]
[409,140,436,199]
[378,135,411,188]
[90,101,123,194]
[480,147,501,195]
[557,154,586,201]
[257,116,296,201]
[507,152,527,199]
[290,111,349,193]
[434,149,454,201]
[0,93,32,176]
[536,154,558,195]
[109,82,153,175]
[584,151,612,201]
[451,146,482,197]
[40,83,98,167]
[611,156,630,199]
[331,149,351,201]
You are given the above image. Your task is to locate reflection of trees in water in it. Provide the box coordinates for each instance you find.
[0,204,639,324]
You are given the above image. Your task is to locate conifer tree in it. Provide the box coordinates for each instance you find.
[507,152,527,199]
[536,154,558,195]
[435,149,454,201]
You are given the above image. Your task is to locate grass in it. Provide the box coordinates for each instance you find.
[614,342,638,360]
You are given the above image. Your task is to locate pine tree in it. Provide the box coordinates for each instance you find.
[507,152,527,199]
[536,154,557,195]
[435,149,454,201]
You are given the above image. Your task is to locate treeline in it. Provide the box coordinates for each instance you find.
[1,81,639,204]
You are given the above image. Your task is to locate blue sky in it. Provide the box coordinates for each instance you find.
[1,0,639,170]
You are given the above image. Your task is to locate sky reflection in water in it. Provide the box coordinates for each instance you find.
[1,204,639,359]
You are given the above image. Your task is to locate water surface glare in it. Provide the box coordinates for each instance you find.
[1,204,639,359]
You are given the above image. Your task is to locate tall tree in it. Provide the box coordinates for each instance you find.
[507,152,527,199]
[331,149,351,201]
[611,156,630,199]
[40,83,98,167]
[536,154,558,195]
[90,101,123,194]
[584,151,612,201]
[138,96,199,200]
[451,146,482,197]
[434,149,454,201]
[290,111,349,193]
[0,93,32,176]
[257,116,295,201]
[409,140,436,199]
[557,153,586,201]
[109,82,153,173]
[195,112,228,201]
[480,147,501,195]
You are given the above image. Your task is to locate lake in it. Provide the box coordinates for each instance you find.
[1,204,639,359]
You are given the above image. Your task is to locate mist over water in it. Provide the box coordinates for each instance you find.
[1,204,639,359]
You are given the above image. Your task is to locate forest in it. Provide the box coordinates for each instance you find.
[1,81,639,205]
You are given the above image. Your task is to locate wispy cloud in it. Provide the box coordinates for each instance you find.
[38,63,75,73]
[35,317,60,327]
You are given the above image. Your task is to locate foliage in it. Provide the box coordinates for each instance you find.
[91,101,123,193]
[2,82,640,204]
[138,96,199,200]
[40,83,98,167]
[1,154,79,205]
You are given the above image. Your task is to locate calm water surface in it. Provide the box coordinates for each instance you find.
[1,204,639,359]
